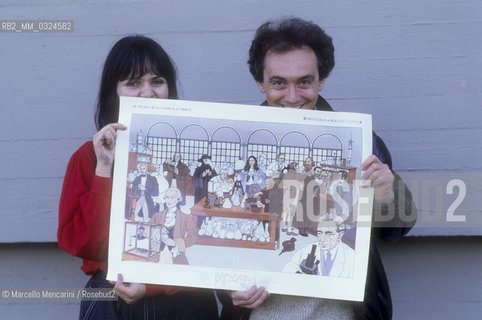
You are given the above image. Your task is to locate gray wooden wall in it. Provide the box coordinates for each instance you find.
[1,0,480,242]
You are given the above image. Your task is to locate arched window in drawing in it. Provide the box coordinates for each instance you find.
[246,129,278,171]
[279,131,310,166]
[312,133,344,166]
[146,122,178,166]
[179,124,210,171]
[211,126,242,168]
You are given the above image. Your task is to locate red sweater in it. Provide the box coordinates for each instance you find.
[58,141,184,296]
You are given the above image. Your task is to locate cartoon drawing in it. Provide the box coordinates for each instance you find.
[123,222,163,261]
[279,162,305,236]
[299,166,327,237]
[149,187,198,265]
[231,159,245,207]
[241,155,266,195]
[123,115,361,254]
[301,156,315,176]
[266,153,288,178]
[283,215,354,277]
[211,166,235,208]
[132,163,159,222]
[110,99,374,301]
[279,237,297,256]
[192,154,217,205]
[150,164,170,211]
[163,152,190,205]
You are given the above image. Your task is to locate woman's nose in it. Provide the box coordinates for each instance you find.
[139,83,154,98]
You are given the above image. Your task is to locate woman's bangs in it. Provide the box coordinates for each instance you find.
[118,48,166,80]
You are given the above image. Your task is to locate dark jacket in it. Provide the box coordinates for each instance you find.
[132,174,159,219]
[220,96,417,320]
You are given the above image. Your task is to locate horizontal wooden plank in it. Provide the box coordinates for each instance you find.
[0,138,90,180]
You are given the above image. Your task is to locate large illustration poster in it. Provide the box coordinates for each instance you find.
[107,97,374,301]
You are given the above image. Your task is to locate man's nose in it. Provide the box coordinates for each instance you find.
[139,83,154,98]
[285,85,299,104]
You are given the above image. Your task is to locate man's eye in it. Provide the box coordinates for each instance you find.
[298,80,312,88]
[271,81,285,88]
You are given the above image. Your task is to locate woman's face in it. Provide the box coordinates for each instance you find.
[248,157,255,167]
[117,73,169,99]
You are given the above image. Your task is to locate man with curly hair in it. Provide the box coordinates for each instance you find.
[221,17,416,320]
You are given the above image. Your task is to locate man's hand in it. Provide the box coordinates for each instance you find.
[113,273,146,305]
[93,123,127,177]
[361,155,394,200]
[229,285,269,309]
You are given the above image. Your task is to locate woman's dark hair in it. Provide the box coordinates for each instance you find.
[95,35,178,130]
[244,156,259,171]
[248,17,335,83]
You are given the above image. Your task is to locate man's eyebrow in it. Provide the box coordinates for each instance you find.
[298,75,315,81]
[268,76,286,82]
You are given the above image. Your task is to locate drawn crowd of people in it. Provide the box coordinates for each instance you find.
[127,150,354,251]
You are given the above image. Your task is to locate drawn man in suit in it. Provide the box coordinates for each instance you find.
[163,152,190,205]
[299,166,326,236]
[132,163,159,222]
[283,215,354,278]
[266,153,288,178]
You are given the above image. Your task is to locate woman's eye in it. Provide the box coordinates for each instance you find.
[126,80,140,87]
[152,78,166,86]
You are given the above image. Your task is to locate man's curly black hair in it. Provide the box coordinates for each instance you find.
[248,17,335,82]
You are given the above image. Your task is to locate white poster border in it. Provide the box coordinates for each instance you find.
[107,97,373,301]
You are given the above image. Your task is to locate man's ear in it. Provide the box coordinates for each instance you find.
[318,79,326,92]
[257,81,267,94]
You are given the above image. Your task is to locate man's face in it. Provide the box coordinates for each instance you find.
[265,178,275,189]
[220,171,228,181]
[139,165,147,174]
[165,190,179,209]
[317,224,342,251]
[314,167,322,178]
[278,155,285,164]
[174,153,181,162]
[257,46,325,110]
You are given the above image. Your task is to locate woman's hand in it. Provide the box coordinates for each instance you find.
[113,273,146,305]
[93,123,127,177]
[229,285,269,309]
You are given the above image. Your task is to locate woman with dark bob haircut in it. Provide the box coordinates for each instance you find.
[95,35,178,130]
[58,35,219,319]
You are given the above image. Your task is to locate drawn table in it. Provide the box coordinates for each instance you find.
[190,198,279,250]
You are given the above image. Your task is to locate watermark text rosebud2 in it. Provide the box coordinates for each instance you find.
[279,174,471,229]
